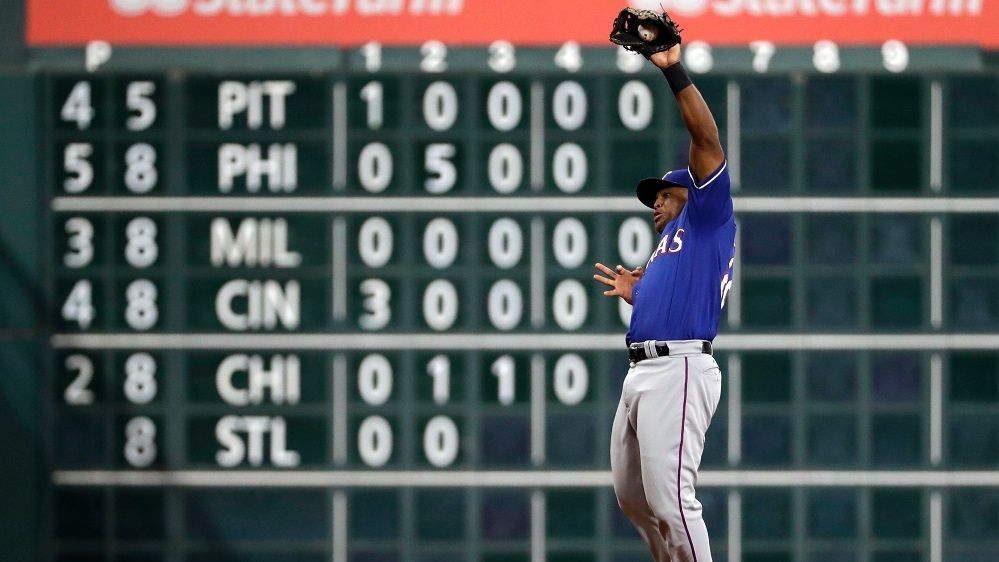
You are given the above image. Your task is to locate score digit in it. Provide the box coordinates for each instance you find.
[358,278,391,330]
[423,82,459,131]
[361,41,382,72]
[63,143,94,193]
[554,41,582,73]
[552,280,588,331]
[125,279,159,331]
[61,81,94,130]
[359,82,384,130]
[357,354,393,406]
[422,218,459,269]
[125,217,159,268]
[882,40,909,73]
[64,354,95,405]
[487,144,524,194]
[684,41,714,74]
[488,218,524,269]
[487,82,523,131]
[125,81,157,131]
[552,354,589,406]
[123,353,158,405]
[552,143,588,193]
[423,416,459,468]
[426,355,451,404]
[124,143,158,194]
[618,217,655,269]
[358,143,394,193]
[62,280,95,329]
[424,143,457,194]
[552,217,588,269]
[487,280,523,331]
[616,46,644,74]
[122,353,157,404]
[551,81,587,131]
[423,279,459,331]
[64,217,95,268]
[358,415,393,467]
[750,41,776,74]
[357,216,394,268]
[420,41,448,73]
[618,81,653,131]
[124,416,157,468]
[491,355,516,406]
[488,41,516,73]
[813,40,841,73]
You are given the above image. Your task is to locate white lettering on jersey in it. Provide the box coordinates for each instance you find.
[646,228,684,267]
[720,253,735,310]
[668,228,684,253]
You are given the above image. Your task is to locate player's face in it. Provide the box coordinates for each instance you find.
[652,186,688,233]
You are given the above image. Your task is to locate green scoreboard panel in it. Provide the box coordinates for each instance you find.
[39,45,999,562]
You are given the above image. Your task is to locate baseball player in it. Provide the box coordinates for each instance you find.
[594,10,737,562]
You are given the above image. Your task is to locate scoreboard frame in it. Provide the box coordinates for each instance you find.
[28,41,999,562]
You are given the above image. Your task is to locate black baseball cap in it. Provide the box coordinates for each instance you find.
[635,168,693,209]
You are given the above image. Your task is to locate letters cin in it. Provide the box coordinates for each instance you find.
[211,218,302,331]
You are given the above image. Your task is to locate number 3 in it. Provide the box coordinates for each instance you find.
[359,279,391,330]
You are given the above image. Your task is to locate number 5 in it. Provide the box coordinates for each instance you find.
[424,144,456,194]
[63,143,94,193]
[750,41,775,74]
[126,81,156,131]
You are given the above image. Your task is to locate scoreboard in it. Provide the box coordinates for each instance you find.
[33,42,999,562]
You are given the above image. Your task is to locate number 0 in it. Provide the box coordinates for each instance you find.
[358,416,393,467]
[423,416,459,467]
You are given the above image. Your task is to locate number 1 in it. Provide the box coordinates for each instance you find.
[359,82,383,129]
[426,355,451,404]
[491,355,515,405]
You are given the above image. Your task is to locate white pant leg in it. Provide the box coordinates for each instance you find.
[631,354,722,562]
[610,377,673,562]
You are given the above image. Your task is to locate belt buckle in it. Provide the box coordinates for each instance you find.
[628,343,645,363]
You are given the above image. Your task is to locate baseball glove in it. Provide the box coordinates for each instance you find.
[609,8,682,59]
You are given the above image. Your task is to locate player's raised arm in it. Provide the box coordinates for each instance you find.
[650,45,725,183]
[609,9,725,183]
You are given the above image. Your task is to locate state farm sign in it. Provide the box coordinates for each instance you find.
[638,0,983,17]
[105,0,464,17]
[26,0,998,46]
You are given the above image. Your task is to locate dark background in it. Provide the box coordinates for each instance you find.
[1,1,39,561]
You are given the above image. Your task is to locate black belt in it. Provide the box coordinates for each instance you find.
[628,340,712,364]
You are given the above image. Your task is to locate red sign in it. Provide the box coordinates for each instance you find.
[26,0,999,47]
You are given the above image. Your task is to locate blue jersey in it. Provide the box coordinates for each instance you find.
[626,161,737,344]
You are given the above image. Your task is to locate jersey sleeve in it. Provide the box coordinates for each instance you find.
[686,160,733,228]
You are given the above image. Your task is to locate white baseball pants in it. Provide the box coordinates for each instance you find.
[610,346,722,562]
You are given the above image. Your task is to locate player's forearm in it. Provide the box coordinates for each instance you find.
[661,63,725,177]
[673,83,720,149]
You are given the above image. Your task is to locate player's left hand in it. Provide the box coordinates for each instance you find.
[592,263,644,305]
